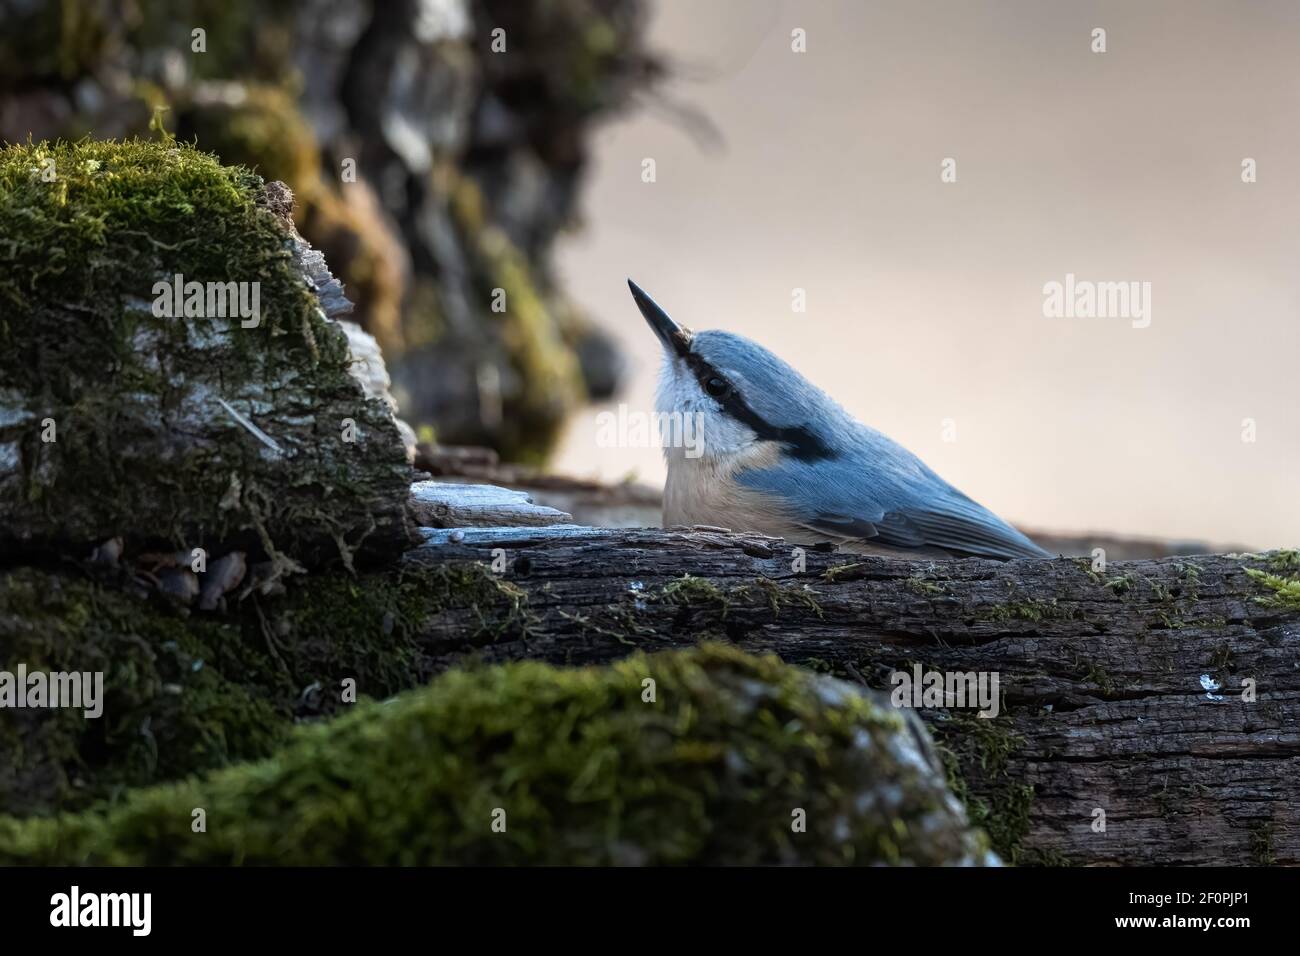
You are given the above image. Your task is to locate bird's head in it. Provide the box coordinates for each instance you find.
[627,279,838,465]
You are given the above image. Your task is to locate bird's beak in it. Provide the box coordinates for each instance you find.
[628,279,691,358]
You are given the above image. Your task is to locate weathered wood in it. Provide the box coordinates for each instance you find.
[414,442,663,528]
[409,481,573,528]
[404,525,1300,866]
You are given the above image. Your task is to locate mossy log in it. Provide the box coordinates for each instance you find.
[0,140,416,568]
[0,645,993,866]
[398,527,1300,866]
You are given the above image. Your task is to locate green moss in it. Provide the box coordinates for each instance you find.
[823,562,866,583]
[747,577,824,618]
[0,138,411,564]
[426,563,537,642]
[656,575,823,625]
[1250,823,1275,866]
[982,599,1075,623]
[1017,846,1073,867]
[1151,609,1183,630]
[167,85,406,354]
[933,713,1039,863]
[0,558,532,817]
[0,567,285,817]
[1208,644,1234,673]
[1246,569,1300,611]
[1240,549,1300,612]
[445,172,583,463]
[660,574,730,611]
[1266,549,1300,573]
[1103,575,1134,595]
[1178,561,1203,602]
[475,2,651,118]
[175,85,320,188]
[906,576,947,596]
[1072,557,1104,584]
[0,645,990,866]
[1074,659,1116,696]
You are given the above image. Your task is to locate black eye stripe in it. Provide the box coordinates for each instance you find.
[682,350,833,462]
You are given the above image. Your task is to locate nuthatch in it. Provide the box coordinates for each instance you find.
[628,280,1049,560]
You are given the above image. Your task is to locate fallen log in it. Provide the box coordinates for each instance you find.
[402,525,1300,866]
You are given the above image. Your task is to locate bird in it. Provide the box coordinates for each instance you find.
[627,279,1050,560]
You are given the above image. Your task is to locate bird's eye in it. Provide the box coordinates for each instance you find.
[704,377,729,398]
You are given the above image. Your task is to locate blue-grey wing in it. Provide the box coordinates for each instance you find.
[737,443,1050,560]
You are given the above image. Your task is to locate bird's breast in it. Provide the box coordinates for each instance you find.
[662,442,802,536]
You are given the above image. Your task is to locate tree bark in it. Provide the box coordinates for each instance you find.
[404,525,1300,865]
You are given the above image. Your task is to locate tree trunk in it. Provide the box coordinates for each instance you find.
[405,524,1300,866]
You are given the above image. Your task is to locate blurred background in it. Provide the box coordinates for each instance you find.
[3,0,1297,550]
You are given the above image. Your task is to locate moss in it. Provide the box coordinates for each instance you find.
[823,562,866,583]
[0,567,285,817]
[1265,549,1300,573]
[1072,557,1103,584]
[1074,659,1116,696]
[1103,575,1134,595]
[933,712,1039,863]
[1250,823,1275,866]
[556,587,661,649]
[173,86,407,355]
[1245,569,1300,611]
[0,558,531,817]
[0,645,990,866]
[1239,549,1300,611]
[747,577,824,618]
[128,0,299,84]
[0,138,411,565]
[982,599,1075,623]
[1151,609,1183,630]
[0,0,112,85]
[656,575,823,625]
[906,575,947,596]
[430,563,537,642]
[445,171,583,463]
[660,574,732,615]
